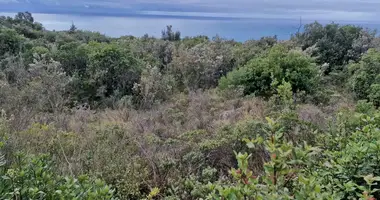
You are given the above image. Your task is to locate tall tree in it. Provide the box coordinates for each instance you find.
[15,12,34,23]
[161,25,181,41]
[69,22,77,34]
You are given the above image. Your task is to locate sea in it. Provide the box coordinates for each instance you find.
[1,12,380,42]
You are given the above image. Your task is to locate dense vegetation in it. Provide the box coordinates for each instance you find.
[2,12,380,199]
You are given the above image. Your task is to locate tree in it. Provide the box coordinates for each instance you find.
[15,12,34,23]
[156,40,175,69]
[349,28,376,61]
[69,22,77,34]
[297,22,367,73]
[161,25,181,41]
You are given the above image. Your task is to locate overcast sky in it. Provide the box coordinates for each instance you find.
[1,0,379,22]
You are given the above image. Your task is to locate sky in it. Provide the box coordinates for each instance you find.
[1,0,380,41]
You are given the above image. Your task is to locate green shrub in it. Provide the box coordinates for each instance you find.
[203,112,380,199]
[170,39,235,91]
[296,22,371,72]
[0,153,114,200]
[232,36,277,67]
[369,83,380,107]
[348,48,380,102]
[206,117,334,199]
[133,65,176,109]
[0,28,24,58]
[219,44,319,98]
[268,79,294,111]
[355,100,375,114]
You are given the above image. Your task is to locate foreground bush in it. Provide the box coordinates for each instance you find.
[0,153,114,200]
[197,110,380,199]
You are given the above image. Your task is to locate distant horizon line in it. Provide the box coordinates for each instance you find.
[1,11,379,42]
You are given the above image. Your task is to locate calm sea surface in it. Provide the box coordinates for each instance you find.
[1,12,380,41]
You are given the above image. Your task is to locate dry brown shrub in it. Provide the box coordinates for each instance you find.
[297,104,328,130]
[2,89,272,198]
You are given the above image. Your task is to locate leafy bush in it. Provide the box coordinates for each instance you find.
[355,100,375,114]
[348,48,380,103]
[203,112,380,199]
[0,28,25,58]
[133,65,176,109]
[369,83,380,106]
[54,41,89,76]
[171,38,235,91]
[219,44,319,97]
[296,22,372,72]
[0,153,114,200]
[71,42,144,106]
[268,79,294,111]
[233,36,277,67]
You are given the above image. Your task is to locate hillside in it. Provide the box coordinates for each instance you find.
[2,12,380,199]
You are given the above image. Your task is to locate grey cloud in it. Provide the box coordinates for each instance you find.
[75,0,380,21]
[111,0,380,13]
[0,0,19,3]
[22,0,380,12]
[2,0,380,22]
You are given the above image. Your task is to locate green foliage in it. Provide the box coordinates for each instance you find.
[15,12,34,23]
[203,111,380,199]
[29,55,71,112]
[206,117,331,199]
[71,42,143,106]
[0,113,8,168]
[0,153,114,200]
[355,100,375,114]
[171,37,235,90]
[133,65,175,108]
[233,36,277,67]
[69,22,77,34]
[0,54,71,114]
[3,11,380,200]
[54,41,88,76]
[0,28,24,58]
[369,84,380,107]
[315,112,380,199]
[161,25,181,41]
[181,35,209,48]
[219,44,319,97]
[297,22,372,72]
[146,187,160,200]
[348,48,380,103]
[269,79,294,111]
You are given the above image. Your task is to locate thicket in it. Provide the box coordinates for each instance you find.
[1,12,380,199]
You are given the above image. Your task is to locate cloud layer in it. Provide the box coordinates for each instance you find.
[1,0,380,22]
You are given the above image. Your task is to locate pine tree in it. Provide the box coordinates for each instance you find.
[69,22,77,34]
